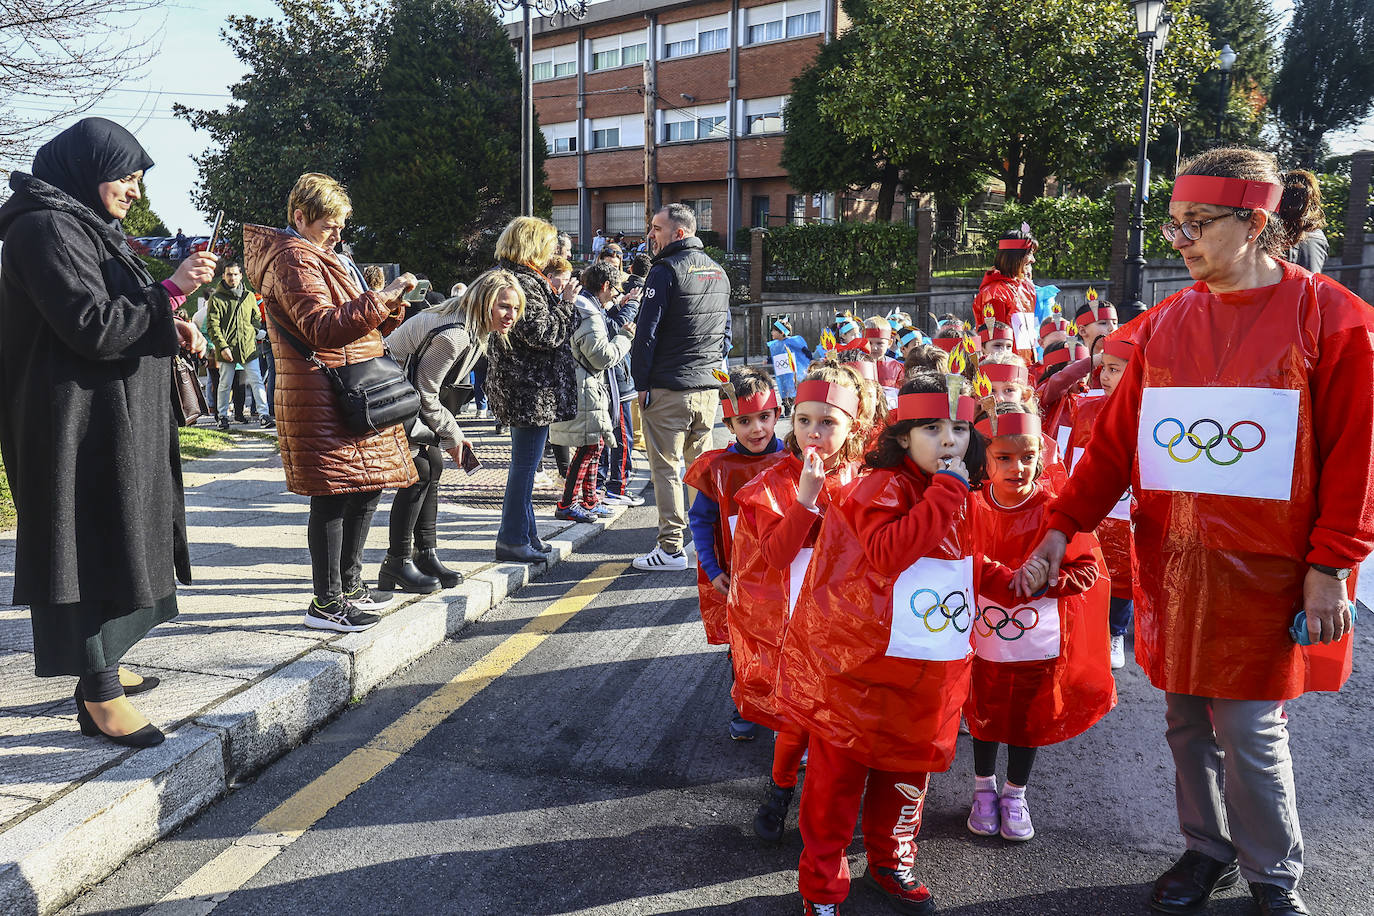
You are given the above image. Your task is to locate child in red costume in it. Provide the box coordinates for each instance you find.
[777,371,1030,915]
[965,401,1115,843]
[979,321,1015,359]
[727,362,872,844]
[1064,336,1138,670]
[684,367,787,741]
[1036,339,1089,459]
[863,317,907,392]
[979,352,1067,494]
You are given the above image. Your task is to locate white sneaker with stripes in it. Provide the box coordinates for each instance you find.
[632,546,688,571]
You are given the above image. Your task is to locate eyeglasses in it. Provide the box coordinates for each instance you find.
[1160,210,1250,242]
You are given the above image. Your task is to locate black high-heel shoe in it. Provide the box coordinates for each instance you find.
[376,555,441,594]
[121,671,161,696]
[411,549,462,588]
[74,685,164,748]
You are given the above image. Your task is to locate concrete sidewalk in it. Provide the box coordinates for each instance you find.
[0,418,653,916]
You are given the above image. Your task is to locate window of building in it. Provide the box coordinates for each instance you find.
[592,127,620,149]
[747,20,783,43]
[604,201,643,236]
[554,136,577,153]
[679,198,714,231]
[589,32,648,71]
[745,2,821,45]
[751,195,771,228]
[551,205,579,236]
[663,104,728,142]
[554,61,576,78]
[532,61,553,81]
[664,120,694,142]
[698,27,728,52]
[543,121,579,155]
[787,194,806,224]
[743,96,787,135]
[698,115,727,138]
[665,38,696,57]
[785,11,821,37]
[621,42,647,65]
[532,42,578,82]
[662,15,730,59]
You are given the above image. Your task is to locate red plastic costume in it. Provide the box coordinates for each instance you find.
[727,452,857,732]
[968,486,1115,746]
[975,269,1037,362]
[683,447,788,644]
[777,459,1022,773]
[1050,261,1374,700]
[1066,394,1135,599]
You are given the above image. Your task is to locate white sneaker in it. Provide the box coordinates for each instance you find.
[603,492,645,507]
[532,471,556,488]
[1110,635,1126,670]
[633,546,688,571]
[476,408,488,419]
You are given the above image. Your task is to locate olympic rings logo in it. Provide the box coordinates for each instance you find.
[974,604,1040,641]
[910,588,972,634]
[1152,418,1266,466]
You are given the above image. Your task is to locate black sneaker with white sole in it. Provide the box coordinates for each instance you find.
[305,596,381,632]
[342,582,395,611]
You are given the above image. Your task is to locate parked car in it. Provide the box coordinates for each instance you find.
[126,236,153,256]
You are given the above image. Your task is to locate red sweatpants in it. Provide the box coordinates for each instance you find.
[797,737,930,903]
[773,727,809,789]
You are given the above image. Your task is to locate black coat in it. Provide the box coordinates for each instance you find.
[629,236,732,392]
[0,173,191,614]
[485,260,579,428]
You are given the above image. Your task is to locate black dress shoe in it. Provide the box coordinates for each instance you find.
[1151,850,1241,913]
[74,686,164,749]
[494,541,545,563]
[1250,883,1309,915]
[122,674,161,696]
[376,555,441,593]
[412,548,462,588]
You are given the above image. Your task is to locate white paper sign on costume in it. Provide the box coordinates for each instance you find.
[886,555,975,661]
[727,514,739,537]
[883,387,899,410]
[1056,422,1073,459]
[772,351,794,378]
[1071,447,1132,520]
[786,547,814,619]
[1011,311,1038,351]
[1137,386,1299,502]
[973,594,1060,662]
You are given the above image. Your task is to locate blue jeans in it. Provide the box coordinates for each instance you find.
[1110,596,1134,637]
[498,425,547,546]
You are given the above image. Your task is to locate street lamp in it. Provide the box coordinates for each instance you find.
[1120,0,1173,323]
[494,0,589,216]
[1215,43,1238,142]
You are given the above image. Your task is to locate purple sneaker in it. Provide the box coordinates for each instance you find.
[999,792,1035,841]
[967,788,1000,836]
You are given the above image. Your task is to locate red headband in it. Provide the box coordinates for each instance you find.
[1075,304,1118,323]
[846,359,878,382]
[932,336,962,353]
[998,238,1033,250]
[1172,174,1282,211]
[976,412,1041,439]
[1102,337,1137,362]
[1043,345,1087,367]
[981,363,1028,385]
[895,392,977,422]
[1039,317,1068,339]
[795,379,860,418]
[979,326,1013,344]
[720,388,780,418]
[864,327,892,340]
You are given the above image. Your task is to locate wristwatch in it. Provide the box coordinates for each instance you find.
[1310,563,1352,581]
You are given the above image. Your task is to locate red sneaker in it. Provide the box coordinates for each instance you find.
[801,900,841,916]
[862,865,936,914]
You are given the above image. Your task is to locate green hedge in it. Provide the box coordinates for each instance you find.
[763,222,922,293]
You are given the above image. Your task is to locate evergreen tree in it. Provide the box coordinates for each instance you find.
[1271,0,1374,168]
[122,179,170,237]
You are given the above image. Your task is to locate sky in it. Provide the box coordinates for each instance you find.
[3,0,1371,237]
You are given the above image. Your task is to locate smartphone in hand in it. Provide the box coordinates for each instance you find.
[460,441,482,475]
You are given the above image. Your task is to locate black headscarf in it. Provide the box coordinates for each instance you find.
[32,118,154,224]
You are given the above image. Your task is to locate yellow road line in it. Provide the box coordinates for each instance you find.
[143,561,629,916]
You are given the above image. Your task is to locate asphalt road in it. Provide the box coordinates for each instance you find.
[61,510,1374,916]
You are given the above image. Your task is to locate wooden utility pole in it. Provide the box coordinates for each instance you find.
[643,59,658,235]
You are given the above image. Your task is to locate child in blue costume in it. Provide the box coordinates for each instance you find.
[768,317,813,415]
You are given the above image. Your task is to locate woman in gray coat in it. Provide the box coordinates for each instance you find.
[551,262,635,523]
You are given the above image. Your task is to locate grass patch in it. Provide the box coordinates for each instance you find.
[178,425,237,460]
[0,454,13,531]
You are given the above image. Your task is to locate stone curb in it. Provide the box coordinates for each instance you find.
[0,485,643,916]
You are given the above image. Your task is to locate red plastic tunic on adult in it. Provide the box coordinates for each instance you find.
[968,487,1116,746]
[683,446,789,645]
[776,459,1022,772]
[1066,395,1135,599]
[1050,261,1374,700]
[975,270,1037,362]
[727,453,857,731]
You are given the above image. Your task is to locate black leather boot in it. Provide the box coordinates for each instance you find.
[752,778,795,842]
[412,548,462,588]
[377,555,441,594]
[1151,850,1240,913]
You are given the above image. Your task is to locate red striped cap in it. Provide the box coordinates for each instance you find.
[1172,174,1282,211]
[795,379,860,418]
[895,392,977,422]
[976,412,1041,439]
[720,388,780,418]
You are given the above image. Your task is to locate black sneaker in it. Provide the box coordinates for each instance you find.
[216,416,230,432]
[259,415,275,429]
[342,582,395,611]
[305,595,380,632]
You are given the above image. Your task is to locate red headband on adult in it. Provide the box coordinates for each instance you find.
[845,359,878,382]
[795,379,860,418]
[1043,344,1087,367]
[981,363,1028,385]
[1172,174,1282,211]
[932,336,962,353]
[976,412,1041,439]
[895,392,977,422]
[998,238,1033,250]
[1102,337,1137,363]
[720,388,780,418]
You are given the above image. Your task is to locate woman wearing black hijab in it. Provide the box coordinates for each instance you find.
[0,118,216,748]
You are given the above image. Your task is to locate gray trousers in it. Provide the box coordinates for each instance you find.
[1165,692,1303,889]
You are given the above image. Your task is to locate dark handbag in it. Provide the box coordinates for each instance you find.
[270,316,420,435]
[171,350,210,426]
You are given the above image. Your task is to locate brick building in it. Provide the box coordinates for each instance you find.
[510,0,871,252]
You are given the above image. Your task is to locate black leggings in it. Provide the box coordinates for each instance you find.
[388,445,442,554]
[80,665,123,702]
[308,490,382,599]
[972,739,1038,786]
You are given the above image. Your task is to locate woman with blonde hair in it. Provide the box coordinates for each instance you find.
[486,216,581,563]
[379,270,526,591]
[244,172,419,632]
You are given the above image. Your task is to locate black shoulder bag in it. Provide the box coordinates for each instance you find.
[270,316,420,435]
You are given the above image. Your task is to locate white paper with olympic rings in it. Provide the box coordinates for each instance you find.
[786,547,814,619]
[1011,311,1038,351]
[1071,447,1131,520]
[972,595,1060,663]
[1137,387,1299,502]
[886,556,976,661]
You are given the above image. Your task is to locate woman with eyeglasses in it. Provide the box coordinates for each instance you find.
[1022,148,1373,916]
